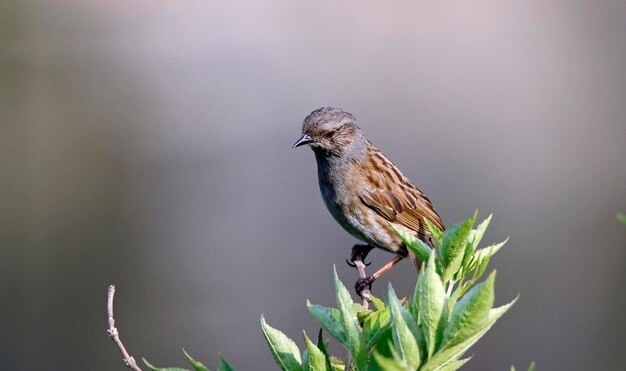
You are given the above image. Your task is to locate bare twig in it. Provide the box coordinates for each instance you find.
[107,285,142,371]
[353,259,370,310]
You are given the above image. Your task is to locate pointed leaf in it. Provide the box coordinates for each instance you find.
[442,243,469,283]
[416,251,445,358]
[362,307,392,348]
[372,352,407,371]
[423,296,517,370]
[260,315,303,371]
[307,302,346,344]
[437,357,472,371]
[390,224,431,262]
[333,267,359,329]
[316,329,334,371]
[487,296,517,323]
[183,350,209,371]
[303,332,328,371]
[459,240,476,279]
[332,267,365,370]
[447,280,468,317]
[370,294,386,311]
[143,358,191,371]
[329,357,345,371]
[441,213,476,268]
[425,219,443,247]
[387,340,409,369]
[217,357,235,371]
[388,285,421,370]
[469,214,492,249]
[441,213,476,283]
[470,239,508,269]
[442,272,495,348]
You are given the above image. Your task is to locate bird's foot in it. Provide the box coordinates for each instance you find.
[346,244,374,268]
[354,275,376,297]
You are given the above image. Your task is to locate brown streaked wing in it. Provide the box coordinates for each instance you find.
[359,142,445,236]
[360,188,444,238]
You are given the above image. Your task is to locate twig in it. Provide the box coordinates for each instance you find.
[353,259,370,310]
[107,285,142,371]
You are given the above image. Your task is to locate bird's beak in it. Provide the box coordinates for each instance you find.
[292,133,313,148]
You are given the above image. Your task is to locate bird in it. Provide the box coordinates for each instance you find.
[292,107,445,296]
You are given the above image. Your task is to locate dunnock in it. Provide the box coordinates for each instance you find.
[293,107,445,294]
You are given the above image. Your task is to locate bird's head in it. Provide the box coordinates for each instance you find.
[292,107,361,155]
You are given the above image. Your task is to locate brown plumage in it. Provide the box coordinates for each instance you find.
[293,107,445,281]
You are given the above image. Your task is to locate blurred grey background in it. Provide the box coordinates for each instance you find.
[1,1,625,370]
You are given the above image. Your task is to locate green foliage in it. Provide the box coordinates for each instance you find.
[143,214,527,370]
[261,315,303,371]
[143,349,235,371]
[261,214,522,370]
[617,212,626,225]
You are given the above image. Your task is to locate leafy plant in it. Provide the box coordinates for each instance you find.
[261,213,520,370]
[140,214,527,371]
[617,212,626,225]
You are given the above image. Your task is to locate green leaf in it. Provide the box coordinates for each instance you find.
[143,358,191,371]
[307,302,346,344]
[332,267,366,370]
[388,285,421,370]
[450,238,507,303]
[329,357,345,371]
[441,213,476,282]
[469,214,492,249]
[370,294,386,311]
[372,352,407,371]
[316,329,334,371]
[362,307,392,348]
[458,214,491,279]
[442,272,495,349]
[370,328,394,360]
[425,219,443,248]
[183,349,209,371]
[423,296,517,371]
[458,240,476,280]
[470,251,492,287]
[487,296,517,323]
[470,239,508,270]
[416,250,446,358]
[260,315,303,371]
[390,224,430,262]
[436,357,472,371]
[618,212,626,225]
[217,356,235,371]
[387,341,408,369]
[303,331,328,371]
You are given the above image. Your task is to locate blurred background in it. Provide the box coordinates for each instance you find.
[1,1,625,370]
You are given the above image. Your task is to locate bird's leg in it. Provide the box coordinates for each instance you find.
[354,255,404,297]
[347,244,375,307]
[346,243,374,268]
